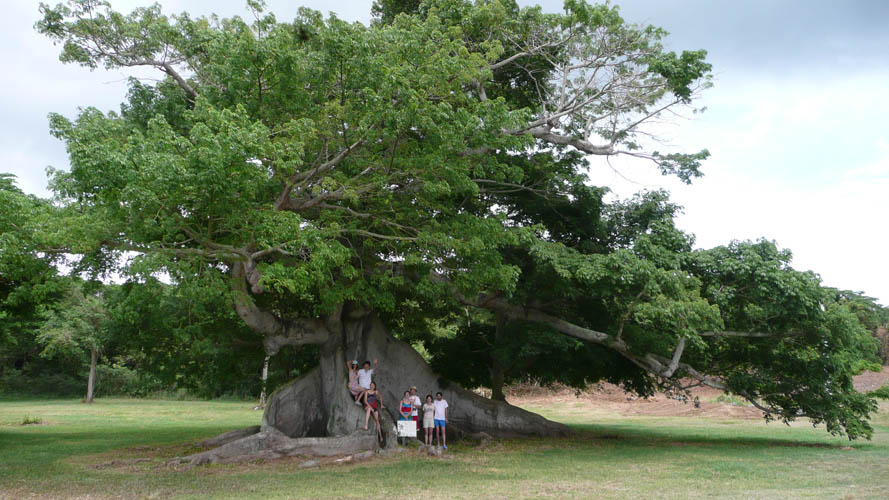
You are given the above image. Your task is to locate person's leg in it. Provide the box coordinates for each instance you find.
[364,405,371,430]
[441,423,446,449]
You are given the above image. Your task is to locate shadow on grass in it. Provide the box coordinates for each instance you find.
[0,417,876,482]
[564,421,869,451]
[0,425,240,467]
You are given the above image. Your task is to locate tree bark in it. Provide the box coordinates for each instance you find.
[85,347,97,403]
[263,311,569,439]
[182,308,569,464]
[490,312,507,402]
[257,354,270,409]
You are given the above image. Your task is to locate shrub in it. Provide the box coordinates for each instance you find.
[0,369,83,396]
[94,364,164,397]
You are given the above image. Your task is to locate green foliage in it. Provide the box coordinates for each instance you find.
[0,369,84,397]
[684,240,880,438]
[38,284,109,360]
[0,175,69,386]
[105,278,318,398]
[868,385,889,400]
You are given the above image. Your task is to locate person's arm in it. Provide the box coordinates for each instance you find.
[445,404,449,423]
[373,358,379,370]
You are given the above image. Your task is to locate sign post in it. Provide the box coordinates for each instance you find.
[396,420,416,446]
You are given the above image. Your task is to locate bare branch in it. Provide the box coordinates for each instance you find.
[662,336,686,378]
[527,127,614,155]
[335,229,418,242]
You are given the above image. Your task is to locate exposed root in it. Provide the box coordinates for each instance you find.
[198,426,261,448]
[173,428,379,465]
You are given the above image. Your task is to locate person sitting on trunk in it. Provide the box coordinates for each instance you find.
[399,391,413,420]
[422,394,435,446]
[362,381,383,441]
[357,358,378,393]
[347,360,362,404]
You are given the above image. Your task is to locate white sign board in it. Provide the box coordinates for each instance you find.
[396,419,416,437]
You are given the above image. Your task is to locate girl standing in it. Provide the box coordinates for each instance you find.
[399,391,413,420]
[422,394,435,446]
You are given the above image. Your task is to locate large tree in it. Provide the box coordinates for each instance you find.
[35,0,878,462]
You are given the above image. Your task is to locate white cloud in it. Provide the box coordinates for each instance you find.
[588,75,889,305]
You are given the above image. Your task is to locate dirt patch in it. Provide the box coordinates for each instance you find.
[505,366,889,420]
[92,458,152,470]
[507,382,762,420]
[853,365,889,392]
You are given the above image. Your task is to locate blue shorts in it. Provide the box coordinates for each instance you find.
[434,419,446,428]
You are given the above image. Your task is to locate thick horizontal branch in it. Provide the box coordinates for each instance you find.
[526,127,614,155]
[453,288,807,420]
[113,242,245,261]
[488,38,566,71]
[700,331,800,338]
[180,227,248,257]
[231,262,329,354]
[335,229,418,242]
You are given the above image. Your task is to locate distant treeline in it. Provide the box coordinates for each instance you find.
[1,276,318,399]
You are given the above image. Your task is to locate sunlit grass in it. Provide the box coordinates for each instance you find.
[1,397,887,499]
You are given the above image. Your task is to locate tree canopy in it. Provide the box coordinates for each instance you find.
[29,0,882,439]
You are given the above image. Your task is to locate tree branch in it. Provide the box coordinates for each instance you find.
[526,127,614,155]
[451,288,806,419]
[700,331,800,338]
[230,262,329,354]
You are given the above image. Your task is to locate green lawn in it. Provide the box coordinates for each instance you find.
[1,397,888,500]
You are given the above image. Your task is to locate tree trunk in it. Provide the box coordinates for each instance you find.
[85,347,97,403]
[180,309,569,464]
[257,355,270,409]
[490,312,507,401]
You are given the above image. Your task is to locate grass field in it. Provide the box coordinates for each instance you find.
[1,397,888,500]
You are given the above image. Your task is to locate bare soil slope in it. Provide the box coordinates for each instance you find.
[507,366,889,419]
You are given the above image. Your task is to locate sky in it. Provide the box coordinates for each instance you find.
[2,0,888,304]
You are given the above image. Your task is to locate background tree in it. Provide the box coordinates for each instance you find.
[830,289,889,365]
[33,0,881,463]
[38,283,110,402]
[105,277,319,400]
